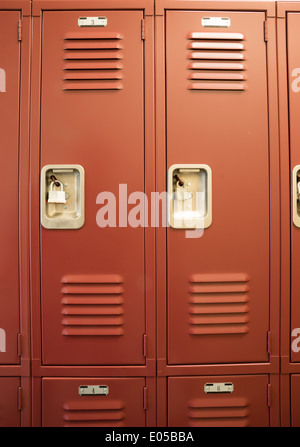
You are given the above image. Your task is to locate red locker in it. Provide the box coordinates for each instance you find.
[156,2,280,367]
[42,377,146,427]
[30,4,153,366]
[0,377,21,427]
[0,9,21,364]
[168,375,270,427]
[277,4,300,369]
[285,10,300,365]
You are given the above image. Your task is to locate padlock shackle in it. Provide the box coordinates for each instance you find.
[50,180,64,192]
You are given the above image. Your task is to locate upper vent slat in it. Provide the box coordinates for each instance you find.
[188,52,245,61]
[187,32,247,91]
[64,32,123,40]
[188,62,246,71]
[63,61,123,71]
[188,72,246,81]
[187,32,245,40]
[188,41,245,50]
[188,82,246,91]
[64,41,123,50]
[63,71,123,81]
[64,51,123,60]
[63,32,123,91]
[63,81,123,91]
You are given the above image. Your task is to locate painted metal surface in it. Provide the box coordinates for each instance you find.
[168,375,270,427]
[285,11,300,364]
[0,10,21,365]
[37,9,146,365]
[165,10,272,365]
[41,377,146,427]
[0,377,21,427]
[291,374,300,426]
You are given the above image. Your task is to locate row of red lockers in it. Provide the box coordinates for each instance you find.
[1,0,300,426]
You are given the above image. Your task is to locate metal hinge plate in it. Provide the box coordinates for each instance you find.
[264,21,268,42]
[17,333,22,356]
[141,19,145,40]
[18,20,22,42]
[267,331,271,354]
[267,384,271,407]
[143,387,148,410]
[143,334,147,357]
[18,387,22,410]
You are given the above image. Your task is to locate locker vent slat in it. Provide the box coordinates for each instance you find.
[188,397,249,427]
[187,32,247,91]
[188,274,250,335]
[63,32,123,90]
[61,275,124,336]
[63,400,125,427]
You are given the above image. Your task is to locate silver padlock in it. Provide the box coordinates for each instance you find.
[48,181,66,204]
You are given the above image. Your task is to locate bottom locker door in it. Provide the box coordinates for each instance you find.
[291,374,300,427]
[168,375,270,427]
[42,377,146,427]
[0,377,20,427]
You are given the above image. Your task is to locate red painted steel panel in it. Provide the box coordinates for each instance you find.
[0,10,21,364]
[0,377,20,427]
[166,11,270,364]
[291,374,300,426]
[286,12,300,364]
[42,377,146,427]
[39,10,145,365]
[168,375,269,427]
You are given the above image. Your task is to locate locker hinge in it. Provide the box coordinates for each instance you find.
[143,334,148,357]
[143,387,148,410]
[18,387,22,411]
[18,20,22,42]
[264,21,268,42]
[17,333,22,356]
[267,384,271,407]
[267,331,271,354]
[141,19,145,40]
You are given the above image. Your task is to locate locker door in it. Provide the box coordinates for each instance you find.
[0,377,21,427]
[286,13,300,363]
[291,375,300,427]
[40,10,145,365]
[168,375,269,427]
[42,377,146,427]
[166,11,270,364]
[0,11,21,364]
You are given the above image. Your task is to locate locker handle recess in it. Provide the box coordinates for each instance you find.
[41,164,85,229]
[168,164,212,229]
[293,165,300,228]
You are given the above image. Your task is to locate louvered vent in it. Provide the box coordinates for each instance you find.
[188,397,249,427]
[63,32,123,90]
[63,400,125,427]
[188,273,250,335]
[187,32,247,91]
[61,274,124,336]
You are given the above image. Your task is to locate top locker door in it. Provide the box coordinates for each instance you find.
[287,12,300,363]
[40,10,145,365]
[166,11,270,364]
[0,10,21,364]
